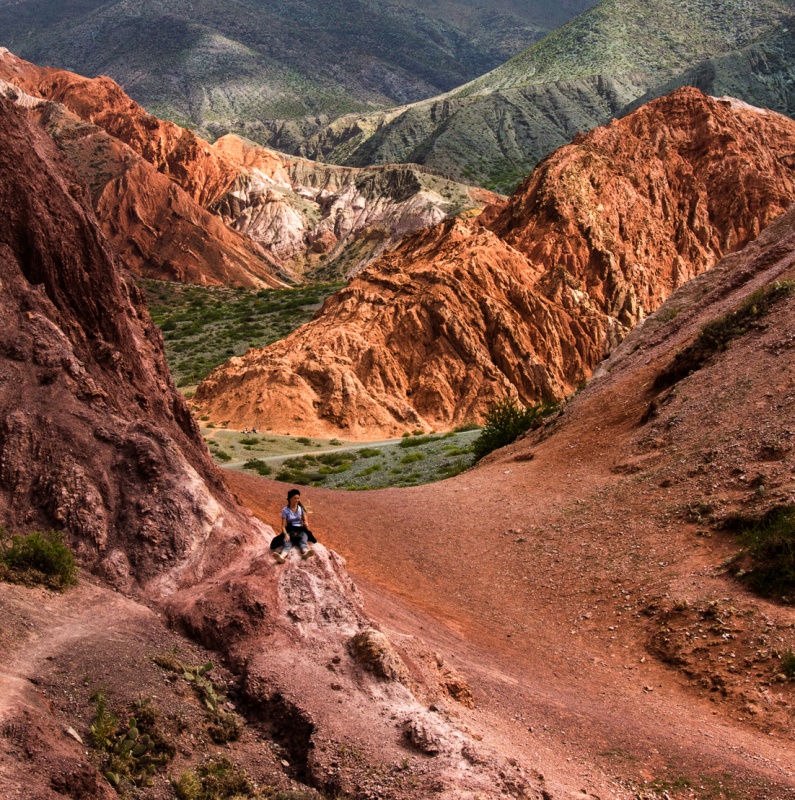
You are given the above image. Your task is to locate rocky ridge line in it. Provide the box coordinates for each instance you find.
[0,49,497,283]
[193,88,795,437]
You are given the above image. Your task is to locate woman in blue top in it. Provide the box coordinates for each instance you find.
[273,488,316,563]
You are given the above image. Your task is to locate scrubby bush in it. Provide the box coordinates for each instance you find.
[174,758,253,800]
[357,448,381,458]
[726,505,795,602]
[242,459,272,476]
[0,528,77,590]
[398,435,441,449]
[90,693,174,791]
[472,398,558,461]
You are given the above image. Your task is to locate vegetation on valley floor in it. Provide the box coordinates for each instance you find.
[204,427,481,489]
[142,280,344,388]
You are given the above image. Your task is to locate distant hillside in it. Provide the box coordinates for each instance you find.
[285,0,795,191]
[627,22,795,118]
[0,0,597,139]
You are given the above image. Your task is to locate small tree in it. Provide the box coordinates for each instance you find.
[472,398,558,462]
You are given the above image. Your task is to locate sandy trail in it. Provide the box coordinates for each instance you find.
[0,583,153,721]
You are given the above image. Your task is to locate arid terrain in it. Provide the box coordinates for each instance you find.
[2,11,795,800]
[230,204,795,798]
[193,89,795,439]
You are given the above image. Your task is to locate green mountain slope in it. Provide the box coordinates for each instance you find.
[627,23,795,118]
[285,0,795,191]
[0,0,598,137]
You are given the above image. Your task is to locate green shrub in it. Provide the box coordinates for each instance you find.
[442,446,473,456]
[726,505,795,602]
[242,459,272,476]
[357,448,381,458]
[238,436,260,445]
[781,649,795,679]
[357,464,383,476]
[0,529,77,590]
[90,693,174,791]
[174,758,253,800]
[400,452,425,464]
[318,451,355,466]
[398,435,441,449]
[328,439,343,446]
[295,436,312,445]
[214,450,232,462]
[472,398,558,461]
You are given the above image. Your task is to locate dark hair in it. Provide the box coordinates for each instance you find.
[287,489,301,501]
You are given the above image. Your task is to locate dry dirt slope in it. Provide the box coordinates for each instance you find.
[230,203,795,798]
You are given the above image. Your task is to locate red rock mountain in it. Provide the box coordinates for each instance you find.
[0,49,496,284]
[193,88,795,437]
[0,93,531,799]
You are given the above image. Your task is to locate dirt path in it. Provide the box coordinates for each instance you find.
[226,360,795,800]
[0,582,154,721]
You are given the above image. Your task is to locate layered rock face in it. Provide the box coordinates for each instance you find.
[193,89,795,437]
[0,49,494,283]
[213,134,500,277]
[0,92,529,800]
[0,50,288,289]
[0,92,253,585]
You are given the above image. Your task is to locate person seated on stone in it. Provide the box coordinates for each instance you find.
[271,488,316,563]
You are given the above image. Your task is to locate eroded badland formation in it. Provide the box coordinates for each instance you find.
[2,15,795,800]
[194,89,795,438]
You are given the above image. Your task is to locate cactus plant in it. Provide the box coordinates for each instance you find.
[89,693,174,792]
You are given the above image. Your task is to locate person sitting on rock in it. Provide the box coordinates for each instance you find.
[271,488,316,563]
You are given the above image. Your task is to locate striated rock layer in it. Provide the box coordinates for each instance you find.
[0,49,495,283]
[194,88,795,437]
[0,93,535,800]
[0,50,288,289]
[212,134,500,278]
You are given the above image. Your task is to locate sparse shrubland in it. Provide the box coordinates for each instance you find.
[142,281,343,387]
[257,429,478,489]
[0,528,77,590]
[655,281,795,389]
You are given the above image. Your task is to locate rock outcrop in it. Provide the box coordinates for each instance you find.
[212,134,500,277]
[0,49,495,282]
[0,51,288,289]
[193,88,795,437]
